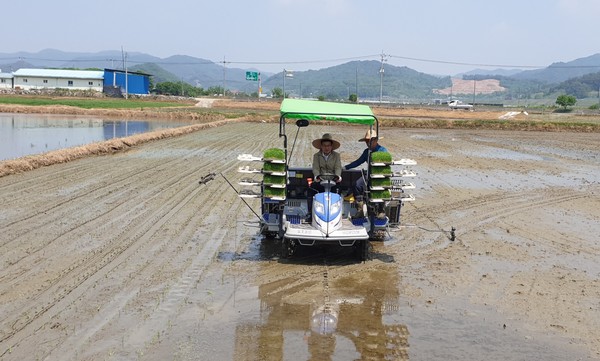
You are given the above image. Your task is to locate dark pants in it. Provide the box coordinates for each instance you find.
[354,176,366,200]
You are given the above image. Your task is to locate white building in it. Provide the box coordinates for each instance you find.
[12,69,104,91]
[0,70,13,89]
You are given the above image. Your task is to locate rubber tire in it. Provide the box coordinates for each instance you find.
[281,237,293,259]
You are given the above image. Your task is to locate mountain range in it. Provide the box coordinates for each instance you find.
[1,49,599,101]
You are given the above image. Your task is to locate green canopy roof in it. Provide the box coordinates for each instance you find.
[279,99,376,125]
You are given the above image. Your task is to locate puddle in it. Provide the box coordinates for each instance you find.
[158,260,595,361]
[0,113,193,161]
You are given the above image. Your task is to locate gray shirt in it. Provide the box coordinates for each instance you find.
[312,150,342,180]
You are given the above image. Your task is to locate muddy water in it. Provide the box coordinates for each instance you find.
[0,123,598,361]
[0,113,192,161]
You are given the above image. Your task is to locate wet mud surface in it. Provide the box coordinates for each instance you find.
[1,122,599,360]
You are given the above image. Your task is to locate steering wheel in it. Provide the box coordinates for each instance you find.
[317,173,340,183]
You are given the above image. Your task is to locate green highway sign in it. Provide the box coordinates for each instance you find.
[246,71,259,81]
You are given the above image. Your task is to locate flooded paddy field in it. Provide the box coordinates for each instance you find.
[0,122,599,360]
[0,113,194,161]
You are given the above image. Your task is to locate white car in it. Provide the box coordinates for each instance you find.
[448,100,473,110]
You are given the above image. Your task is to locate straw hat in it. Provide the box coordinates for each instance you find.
[312,133,340,150]
[358,129,383,142]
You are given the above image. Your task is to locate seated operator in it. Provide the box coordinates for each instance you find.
[307,133,342,218]
[344,129,388,218]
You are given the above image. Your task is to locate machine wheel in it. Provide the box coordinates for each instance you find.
[281,237,296,259]
[354,239,369,262]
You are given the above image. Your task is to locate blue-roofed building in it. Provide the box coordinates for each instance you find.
[12,69,104,91]
[103,69,150,96]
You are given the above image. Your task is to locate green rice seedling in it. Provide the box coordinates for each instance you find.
[264,187,286,198]
[263,162,286,173]
[370,165,392,175]
[371,151,392,163]
[370,189,391,199]
[371,178,392,188]
[263,148,285,160]
[263,174,286,185]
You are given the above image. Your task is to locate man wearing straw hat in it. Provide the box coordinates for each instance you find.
[307,133,343,219]
[344,129,388,218]
[312,133,343,184]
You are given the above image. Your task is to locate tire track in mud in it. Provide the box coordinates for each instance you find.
[2,122,254,356]
[0,123,281,359]
[0,158,211,296]
[0,124,242,262]
[0,160,210,348]
[43,130,279,360]
[415,189,586,236]
[0,135,207,232]
[3,123,599,360]
[397,189,588,257]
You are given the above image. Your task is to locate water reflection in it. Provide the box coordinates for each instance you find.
[235,264,409,360]
[0,113,190,161]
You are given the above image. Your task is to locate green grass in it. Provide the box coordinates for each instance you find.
[0,96,190,109]
[380,116,600,131]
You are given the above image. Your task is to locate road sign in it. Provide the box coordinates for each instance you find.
[246,71,259,81]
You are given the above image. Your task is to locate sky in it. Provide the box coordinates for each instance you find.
[3,0,599,76]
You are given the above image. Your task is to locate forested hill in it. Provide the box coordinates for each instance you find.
[261,60,451,100]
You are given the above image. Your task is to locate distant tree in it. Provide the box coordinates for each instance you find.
[349,93,358,103]
[272,87,283,98]
[317,95,325,101]
[205,86,226,96]
[555,94,577,109]
[154,81,203,97]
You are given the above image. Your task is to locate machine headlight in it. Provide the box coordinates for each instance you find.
[330,199,341,215]
[314,200,324,215]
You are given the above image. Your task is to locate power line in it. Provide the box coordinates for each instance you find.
[2,53,600,71]
[387,54,600,69]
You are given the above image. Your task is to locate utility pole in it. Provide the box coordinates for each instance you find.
[355,66,358,102]
[258,72,262,100]
[282,69,293,99]
[222,56,226,97]
[121,47,128,99]
[379,51,387,104]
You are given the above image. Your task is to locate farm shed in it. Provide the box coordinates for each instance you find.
[0,71,13,89]
[12,69,104,91]
[103,69,150,96]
